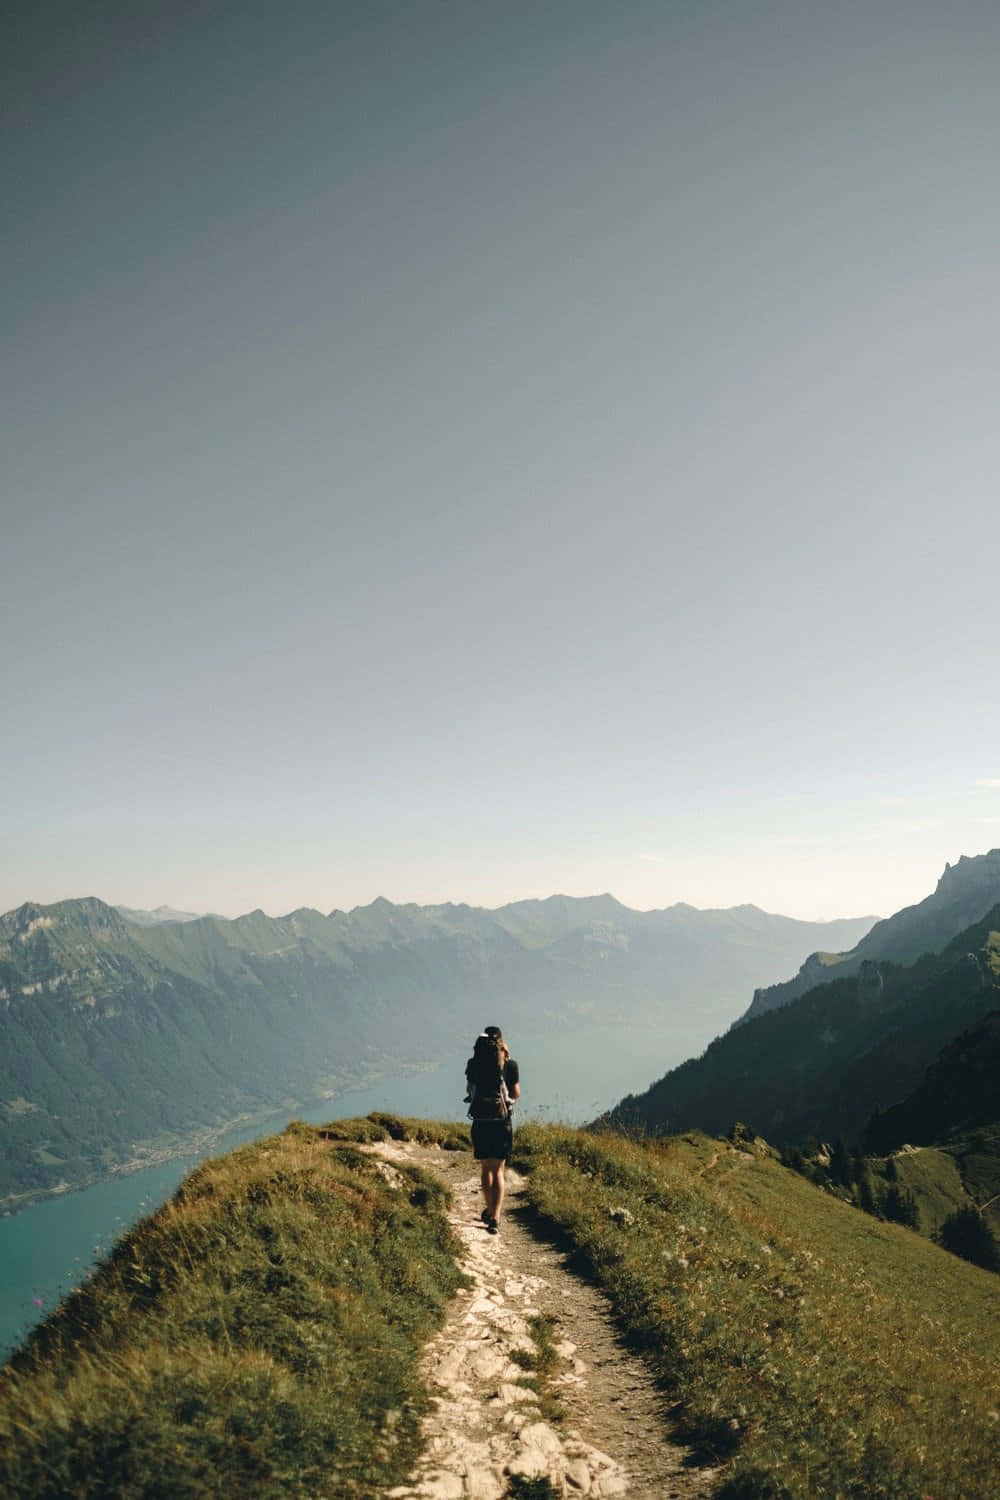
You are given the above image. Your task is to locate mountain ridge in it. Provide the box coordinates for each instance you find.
[103,889,871,929]
[740,848,1000,1023]
[605,899,1000,1148]
[1,891,874,1210]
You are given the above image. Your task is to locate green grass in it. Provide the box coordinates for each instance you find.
[507,1311,566,1426]
[880,1146,969,1235]
[514,1123,1000,1499]
[298,1111,471,1150]
[945,1126,1000,1237]
[7,1113,999,1497]
[0,1116,466,1498]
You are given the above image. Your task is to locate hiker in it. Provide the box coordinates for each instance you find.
[465,1024,520,1235]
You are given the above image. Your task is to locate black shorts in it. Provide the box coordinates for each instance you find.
[471,1118,513,1162]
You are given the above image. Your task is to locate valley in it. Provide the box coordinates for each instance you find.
[0,892,874,1210]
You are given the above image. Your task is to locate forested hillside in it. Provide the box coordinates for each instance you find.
[865,1010,1000,1153]
[606,906,1000,1147]
[740,848,1000,1023]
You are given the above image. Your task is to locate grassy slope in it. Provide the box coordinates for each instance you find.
[514,1124,1000,1500]
[0,1117,468,1499]
[4,1116,999,1499]
[885,1146,970,1235]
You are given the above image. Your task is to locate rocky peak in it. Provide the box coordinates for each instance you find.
[935,849,1000,901]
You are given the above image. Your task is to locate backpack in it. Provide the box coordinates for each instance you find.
[466,1036,512,1121]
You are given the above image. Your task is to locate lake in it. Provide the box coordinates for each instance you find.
[0,1024,675,1360]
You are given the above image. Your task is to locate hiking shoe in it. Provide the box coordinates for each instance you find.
[487,1217,499,1235]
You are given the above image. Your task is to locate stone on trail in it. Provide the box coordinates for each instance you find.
[594,1476,629,1497]
[367,1141,716,1500]
[464,1470,504,1500]
[415,1473,464,1500]
[565,1457,593,1492]
[506,1447,549,1479]
[496,1380,536,1405]
[466,1347,508,1380]
[517,1421,563,1458]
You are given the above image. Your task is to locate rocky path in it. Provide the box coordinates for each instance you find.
[371,1141,719,1500]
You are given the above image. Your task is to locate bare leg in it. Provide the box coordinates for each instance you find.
[492,1159,506,1223]
[480,1158,507,1223]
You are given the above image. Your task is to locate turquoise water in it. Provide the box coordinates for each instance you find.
[0,1026,673,1360]
[0,1069,450,1362]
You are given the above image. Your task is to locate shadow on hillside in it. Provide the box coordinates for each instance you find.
[507,1192,731,1469]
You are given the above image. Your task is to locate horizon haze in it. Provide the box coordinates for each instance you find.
[7,887,885,926]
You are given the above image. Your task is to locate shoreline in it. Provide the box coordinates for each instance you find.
[0,1062,441,1219]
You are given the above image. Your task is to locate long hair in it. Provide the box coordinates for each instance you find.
[470,1030,508,1082]
[467,1029,511,1119]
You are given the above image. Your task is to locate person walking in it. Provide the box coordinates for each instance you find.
[465,1024,520,1234]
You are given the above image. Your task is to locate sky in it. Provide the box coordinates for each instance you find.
[4,1,1000,923]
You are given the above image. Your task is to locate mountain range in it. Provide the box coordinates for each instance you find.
[607,850,1000,1153]
[739,848,1000,1023]
[0,892,873,1210]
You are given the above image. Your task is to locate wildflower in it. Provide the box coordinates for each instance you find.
[608,1205,635,1227]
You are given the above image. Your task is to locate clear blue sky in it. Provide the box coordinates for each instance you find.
[4,1,999,921]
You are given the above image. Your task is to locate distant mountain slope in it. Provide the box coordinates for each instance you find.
[740,849,1000,1024]
[0,893,873,1208]
[604,906,1000,1147]
[864,1010,1000,1154]
[115,905,205,926]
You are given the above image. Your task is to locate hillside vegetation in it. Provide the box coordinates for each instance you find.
[742,848,1000,1023]
[865,1009,1000,1153]
[608,907,1000,1148]
[4,1116,999,1498]
[515,1124,1000,1499]
[0,1116,468,1498]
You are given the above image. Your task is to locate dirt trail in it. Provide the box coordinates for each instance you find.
[371,1141,719,1500]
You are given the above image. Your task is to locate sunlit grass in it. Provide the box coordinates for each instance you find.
[514,1123,1000,1499]
[0,1116,466,1498]
[507,1311,566,1426]
[5,1113,998,1497]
